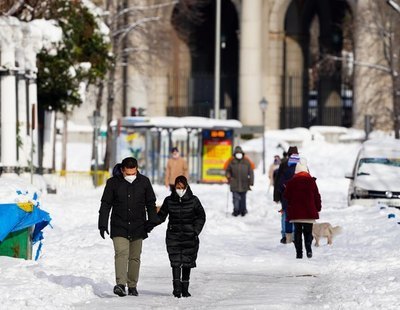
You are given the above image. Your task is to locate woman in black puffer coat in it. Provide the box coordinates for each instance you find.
[157,175,206,298]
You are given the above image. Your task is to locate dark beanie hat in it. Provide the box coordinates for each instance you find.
[287,146,298,156]
[234,146,244,154]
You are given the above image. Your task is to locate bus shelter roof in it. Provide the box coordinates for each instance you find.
[111,116,242,130]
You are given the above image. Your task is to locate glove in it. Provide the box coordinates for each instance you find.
[145,221,155,233]
[99,227,109,239]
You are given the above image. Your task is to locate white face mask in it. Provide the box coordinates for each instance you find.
[176,188,186,198]
[124,175,136,183]
[235,153,243,160]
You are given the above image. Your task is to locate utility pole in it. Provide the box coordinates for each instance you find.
[214,0,221,119]
[122,0,128,116]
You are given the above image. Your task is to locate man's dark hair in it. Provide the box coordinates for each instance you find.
[174,175,188,188]
[121,157,138,169]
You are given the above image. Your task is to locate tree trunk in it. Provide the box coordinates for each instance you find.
[393,30,400,139]
[103,57,117,171]
[61,112,68,175]
[52,111,57,171]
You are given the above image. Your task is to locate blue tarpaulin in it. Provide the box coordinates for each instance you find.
[0,190,51,259]
[0,203,51,243]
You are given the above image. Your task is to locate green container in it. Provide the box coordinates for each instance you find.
[0,227,32,260]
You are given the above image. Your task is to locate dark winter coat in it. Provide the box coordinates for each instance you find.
[157,186,206,268]
[283,172,322,221]
[98,171,159,241]
[225,156,254,193]
[273,158,296,204]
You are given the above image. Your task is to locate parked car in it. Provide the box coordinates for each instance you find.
[346,139,400,208]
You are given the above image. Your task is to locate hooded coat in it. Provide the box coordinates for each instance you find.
[284,172,322,221]
[157,186,206,268]
[98,169,159,241]
[225,147,255,193]
[273,147,299,203]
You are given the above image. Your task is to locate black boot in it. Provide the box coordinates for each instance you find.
[304,225,313,259]
[181,281,191,297]
[294,236,303,259]
[172,280,182,298]
[113,284,126,297]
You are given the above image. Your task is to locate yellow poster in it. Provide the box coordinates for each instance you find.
[202,139,232,182]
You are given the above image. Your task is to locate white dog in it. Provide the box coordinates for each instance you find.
[312,223,342,246]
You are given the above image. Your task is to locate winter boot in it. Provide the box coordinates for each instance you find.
[181,281,191,297]
[128,287,138,296]
[113,284,126,297]
[280,236,287,244]
[285,233,293,244]
[304,231,313,259]
[172,280,182,298]
[294,236,303,259]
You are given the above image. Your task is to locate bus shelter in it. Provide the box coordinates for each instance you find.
[110,116,242,184]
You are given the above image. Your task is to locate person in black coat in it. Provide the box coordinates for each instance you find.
[273,146,299,244]
[157,175,206,298]
[98,157,159,297]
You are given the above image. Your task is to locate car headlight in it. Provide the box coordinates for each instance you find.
[354,187,369,198]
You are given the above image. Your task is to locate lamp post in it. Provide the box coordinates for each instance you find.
[88,110,104,187]
[259,97,268,174]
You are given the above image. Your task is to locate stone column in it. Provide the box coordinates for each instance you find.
[239,0,263,125]
[25,22,43,170]
[0,17,21,171]
[16,22,29,169]
[42,110,56,172]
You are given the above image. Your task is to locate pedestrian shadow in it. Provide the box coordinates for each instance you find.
[34,271,170,297]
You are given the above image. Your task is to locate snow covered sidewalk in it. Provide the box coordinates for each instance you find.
[1,139,400,309]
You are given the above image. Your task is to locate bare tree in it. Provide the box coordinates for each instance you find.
[358,0,400,138]
[101,0,208,170]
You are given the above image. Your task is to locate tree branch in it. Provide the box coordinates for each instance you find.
[4,0,25,16]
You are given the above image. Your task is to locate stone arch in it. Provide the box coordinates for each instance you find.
[277,0,355,128]
[169,0,240,119]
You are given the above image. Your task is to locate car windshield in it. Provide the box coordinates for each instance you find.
[357,158,400,176]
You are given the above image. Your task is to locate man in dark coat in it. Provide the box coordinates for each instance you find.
[157,175,206,298]
[273,146,299,243]
[284,158,321,259]
[225,146,255,216]
[98,157,159,297]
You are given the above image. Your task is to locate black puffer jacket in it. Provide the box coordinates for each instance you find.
[157,186,206,268]
[98,171,158,241]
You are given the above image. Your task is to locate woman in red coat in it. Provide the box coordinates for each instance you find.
[284,158,321,259]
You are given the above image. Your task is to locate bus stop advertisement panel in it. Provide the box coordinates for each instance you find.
[201,129,233,183]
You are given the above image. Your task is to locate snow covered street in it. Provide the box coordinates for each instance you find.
[1,134,400,309]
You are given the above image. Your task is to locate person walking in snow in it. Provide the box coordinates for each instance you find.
[98,157,159,297]
[155,175,206,298]
[273,146,300,243]
[268,155,281,191]
[224,146,255,217]
[165,147,188,191]
[284,158,321,259]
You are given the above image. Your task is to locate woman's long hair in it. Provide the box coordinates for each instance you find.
[174,175,188,188]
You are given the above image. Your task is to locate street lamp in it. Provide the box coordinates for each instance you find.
[88,110,104,187]
[259,97,268,174]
